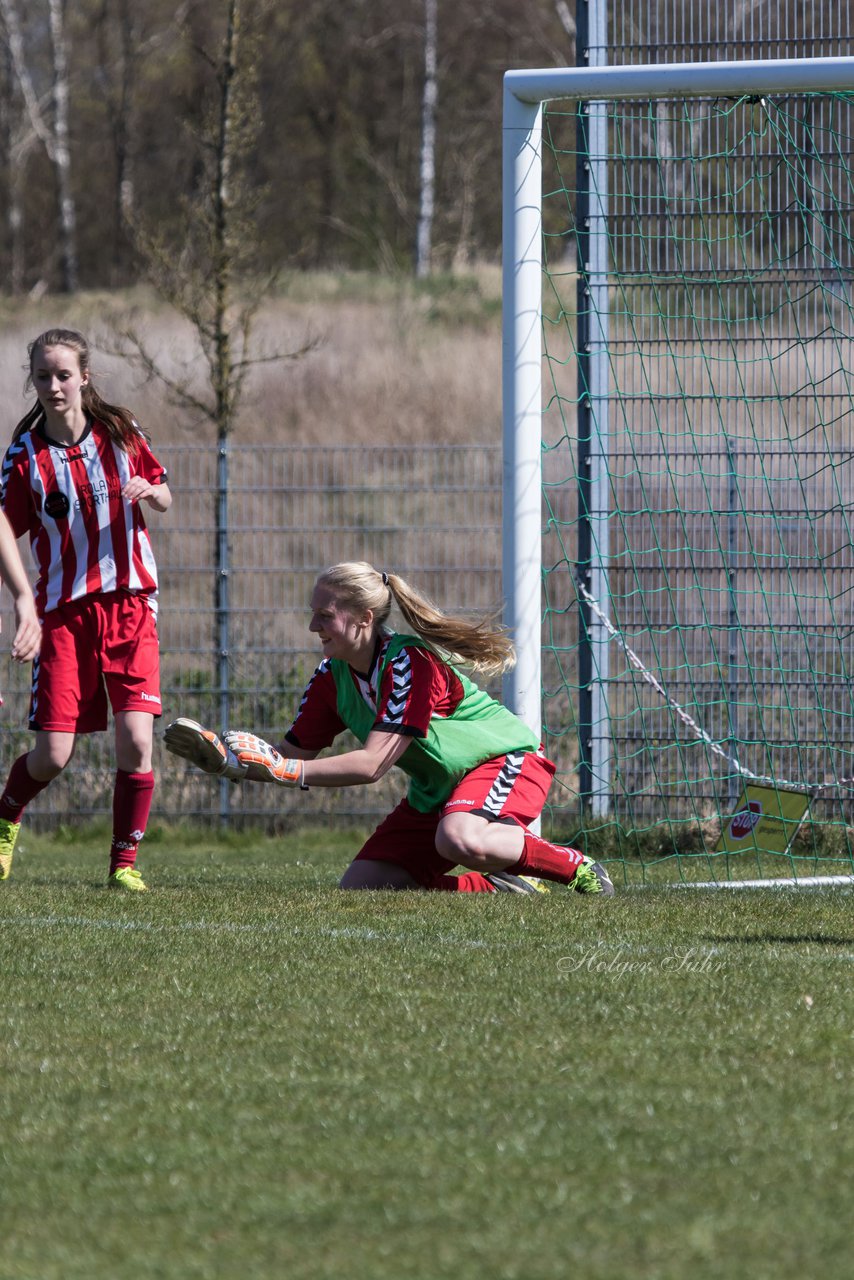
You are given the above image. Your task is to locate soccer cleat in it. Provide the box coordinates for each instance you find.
[0,818,21,881]
[571,855,615,896]
[164,717,247,782]
[486,871,550,895]
[108,866,148,893]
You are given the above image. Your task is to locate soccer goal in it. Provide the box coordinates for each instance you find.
[502,57,854,884]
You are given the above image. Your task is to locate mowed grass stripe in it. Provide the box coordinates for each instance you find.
[2,910,854,966]
[1,832,852,1280]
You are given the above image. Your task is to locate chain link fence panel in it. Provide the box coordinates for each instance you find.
[0,444,501,830]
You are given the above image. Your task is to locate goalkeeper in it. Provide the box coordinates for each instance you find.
[165,562,613,896]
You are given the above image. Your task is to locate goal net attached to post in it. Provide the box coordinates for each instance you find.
[502,58,854,885]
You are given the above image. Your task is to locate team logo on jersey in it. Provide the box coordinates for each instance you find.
[43,490,70,519]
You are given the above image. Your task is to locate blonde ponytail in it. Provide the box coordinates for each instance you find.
[316,562,516,677]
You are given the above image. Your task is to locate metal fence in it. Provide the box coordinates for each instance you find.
[540,1,854,828]
[0,444,502,829]
[603,1,854,64]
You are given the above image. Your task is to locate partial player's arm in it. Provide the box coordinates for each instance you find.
[231,642,435,789]
[122,476,173,512]
[223,727,410,789]
[0,508,40,662]
[124,436,172,513]
[302,730,410,787]
[166,719,411,790]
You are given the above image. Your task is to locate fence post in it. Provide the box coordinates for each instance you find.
[216,441,231,822]
[576,0,612,817]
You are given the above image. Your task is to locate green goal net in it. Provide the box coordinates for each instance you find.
[537,86,854,883]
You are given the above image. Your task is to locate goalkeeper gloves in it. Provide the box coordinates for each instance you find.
[223,730,306,788]
[163,718,248,782]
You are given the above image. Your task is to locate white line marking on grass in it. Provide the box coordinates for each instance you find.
[672,875,854,890]
[627,875,854,891]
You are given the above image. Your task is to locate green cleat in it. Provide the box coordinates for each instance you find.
[108,867,148,893]
[486,871,550,895]
[0,818,21,881]
[571,855,615,896]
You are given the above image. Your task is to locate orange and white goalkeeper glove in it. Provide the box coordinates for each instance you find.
[223,730,306,788]
[164,717,248,782]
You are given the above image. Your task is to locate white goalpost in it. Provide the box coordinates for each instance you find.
[501,56,854,881]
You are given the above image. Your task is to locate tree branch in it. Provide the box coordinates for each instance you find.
[0,0,56,160]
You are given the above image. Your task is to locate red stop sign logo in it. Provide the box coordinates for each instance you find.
[729,800,762,840]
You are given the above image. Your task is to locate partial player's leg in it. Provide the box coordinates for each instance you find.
[109,711,156,892]
[103,595,163,893]
[438,810,613,895]
[0,732,75,881]
[339,859,422,890]
[437,752,614,896]
[343,799,497,892]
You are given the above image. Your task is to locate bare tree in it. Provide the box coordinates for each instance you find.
[415,0,437,278]
[47,0,77,291]
[92,0,192,283]
[111,0,314,811]
[0,0,78,291]
[553,0,575,43]
[115,1,312,440]
[0,39,19,289]
[93,0,140,279]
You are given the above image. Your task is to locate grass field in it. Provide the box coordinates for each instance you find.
[1,826,852,1280]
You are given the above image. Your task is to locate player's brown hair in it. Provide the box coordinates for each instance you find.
[316,561,516,676]
[14,328,144,453]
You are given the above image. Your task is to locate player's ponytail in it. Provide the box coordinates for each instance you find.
[317,562,516,677]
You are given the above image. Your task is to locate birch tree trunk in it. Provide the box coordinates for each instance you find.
[0,0,54,157]
[96,0,138,279]
[114,0,136,228]
[415,0,437,278]
[0,1,40,291]
[0,41,17,289]
[47,0,77,292]
[553,0,576,44]
[1,0,79,291]
[212,0,239,437]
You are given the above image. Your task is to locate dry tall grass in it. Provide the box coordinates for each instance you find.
[0,269,504,448]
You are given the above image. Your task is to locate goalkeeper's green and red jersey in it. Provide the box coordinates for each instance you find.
[283,632,540,812]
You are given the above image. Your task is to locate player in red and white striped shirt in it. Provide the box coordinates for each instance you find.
[0,329,172,891]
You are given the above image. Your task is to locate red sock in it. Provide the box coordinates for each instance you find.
[431,871,495,893]
[110,770,155,874]
[0,754,51,823]
[507,832,584,885]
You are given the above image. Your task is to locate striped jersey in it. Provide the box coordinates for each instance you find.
[284,631,540,811]
[1,418,167,615]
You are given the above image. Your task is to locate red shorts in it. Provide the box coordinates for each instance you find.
[355,748,556,888]
[30,591,162,733]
